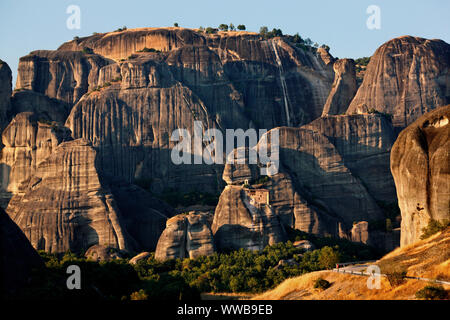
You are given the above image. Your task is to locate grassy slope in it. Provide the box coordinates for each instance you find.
[253,228,450,300]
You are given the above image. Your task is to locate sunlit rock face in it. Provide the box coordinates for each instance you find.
[347,36,450,128]
[15,28,335,193]
[391,105,450,246]
[216,114,397,249]
[322,58,357,116]
[212,185,287,252]
[155,211,215,261]
[5,138,173,254]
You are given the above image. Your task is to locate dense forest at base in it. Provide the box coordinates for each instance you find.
[8,229,382,300]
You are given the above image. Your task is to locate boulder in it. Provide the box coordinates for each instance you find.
[293,240,315,251]
[155,211,215,261]
[212,185,287,251]
[391,105,450,246]
[129,252,151,265]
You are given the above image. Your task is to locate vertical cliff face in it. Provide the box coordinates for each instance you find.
[58,31,334,192]
[0,112,71,207]
[15,50,114,106]
[6,139,132,253]
[5,137,172,254]
[391,105,450,246]
[347,36,450,128]
[304,114,397,203]
[217,114,396,245]
[0,61,12,131]
[322,59,357,116]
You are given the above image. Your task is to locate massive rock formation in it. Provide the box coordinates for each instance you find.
[212,185,287,251]
[15,28,336,193]
[391,105,450,246]
[218,114,397,246]
[304,114,397,203]
[0,207,43,296]
[15,50,114,106]
[0,112,71,207]
[155,211,215,260]
[322,59,357,116]
[347,36,450,128]
[5,138,172,254]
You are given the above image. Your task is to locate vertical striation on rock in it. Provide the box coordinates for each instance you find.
[322,59,357,116]
[347,36,450,128]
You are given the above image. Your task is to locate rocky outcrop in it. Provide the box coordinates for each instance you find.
[5,138,171,254]
[293,240,315,251]
[347,36,450,128]
[6,139,131,253]
[391,105,450,246]
[304,114,397,203]
[212,185,287,251]
[13,28,337,194]
[0,207,43,296]
[0,60,12,131]
[0,112,71,207]
[351,221,369,244]
[155,211,215,261]
[15,50,114,106]
[322,59,357,116]
[219,115,397,244]
[129,252,151,264]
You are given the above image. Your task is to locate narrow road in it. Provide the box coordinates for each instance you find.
[332,261,450,285]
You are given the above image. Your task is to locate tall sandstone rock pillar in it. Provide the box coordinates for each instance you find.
[391,105,450,246]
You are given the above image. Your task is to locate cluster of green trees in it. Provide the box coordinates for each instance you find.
[11,229,381,300]
[420,219,450,240]
[197,24,246,34]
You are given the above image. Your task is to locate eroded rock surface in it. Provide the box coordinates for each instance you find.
[322,59,357,116]
[212,185,287,251]
[6,138,172,254]
[347,36,450,128]
[391,105,450,246]
[155,211,215,260]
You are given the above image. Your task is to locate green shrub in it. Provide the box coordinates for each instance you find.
[237,25,246,31]
[81,47,94,54]
[318,246,340,269]
[218,24,229,31]
[173,22,179,27]
[415,285,448,300]
[205,27,217,34]
[115,26,127,32]
[313,278,331,290]
[420,219,450,240]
